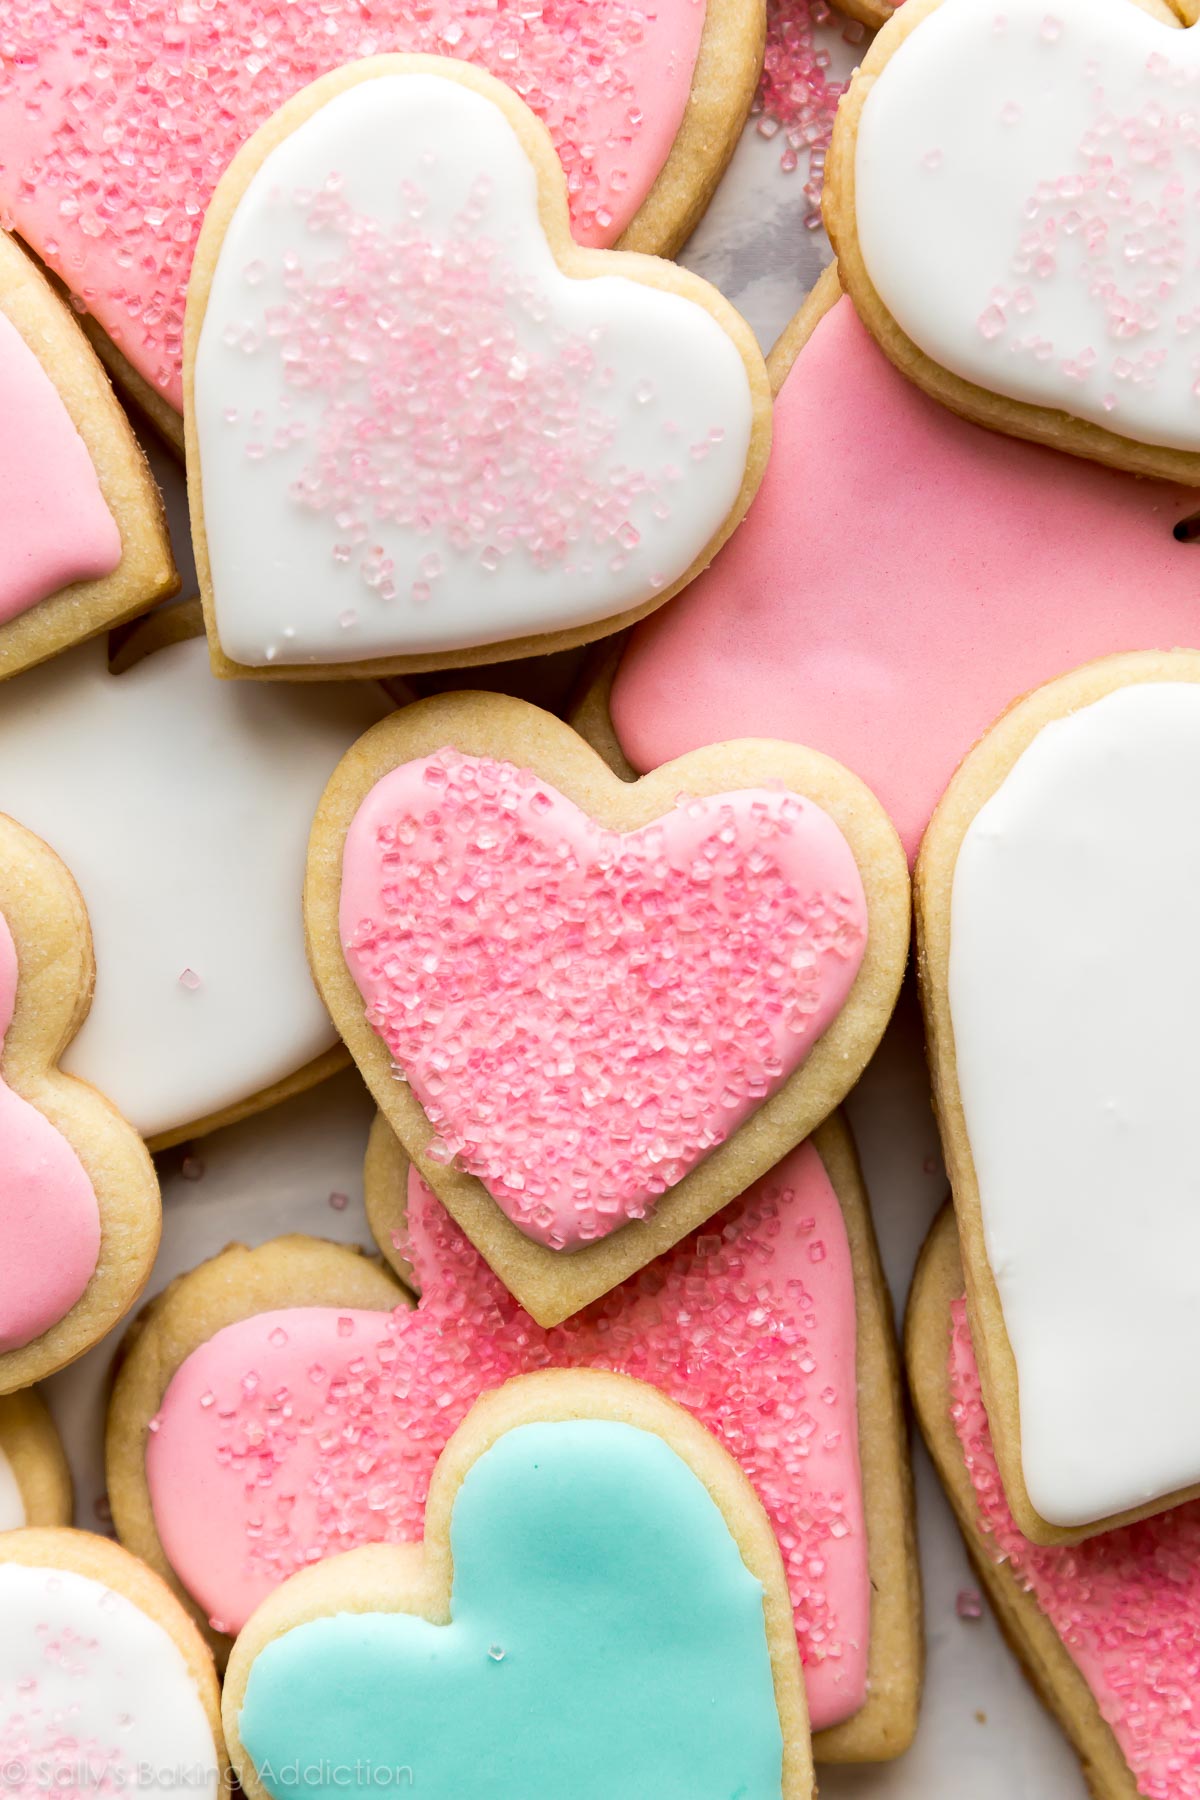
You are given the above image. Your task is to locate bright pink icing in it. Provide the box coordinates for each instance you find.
[950,1300,1200,1800]
[0,911,101,1352]
[338,750,868,1248]
[146,1143,869,1728]
[610,296,1200,865]
[0,3,705,413]
[0,312,120,626]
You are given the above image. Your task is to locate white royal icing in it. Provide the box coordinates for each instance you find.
[0,633,386,1140]
[854,0,1200,453]
[0,1562,218,1795]
[0,1448,25,1531]
[194,73,755,666]
[950,682,1200,1526]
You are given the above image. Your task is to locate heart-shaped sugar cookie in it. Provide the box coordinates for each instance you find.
[223,1371,812,1800]
[186,58,770,676]
[919,649,1200,1542]
[826,0,1200,480]
[306,693,909,1323]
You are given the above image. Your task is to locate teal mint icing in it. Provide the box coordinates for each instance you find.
[238,1418,786,1799]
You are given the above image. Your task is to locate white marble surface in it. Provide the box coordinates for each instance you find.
[47,17,1092,1795]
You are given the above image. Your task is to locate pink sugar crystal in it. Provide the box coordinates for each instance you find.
[339,751,867,1248]
[950,1300,1200,1799]
[755,0,861,226]
[0,0,705,409]
[147,1142,871,1730]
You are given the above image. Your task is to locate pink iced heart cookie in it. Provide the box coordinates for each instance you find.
[599,269,1200,864]
[0,0,760,447]
[826,0,1200,479]
[0,815,159,1390]
[305,693,909,1323]
[0,234,175,680]
[186,59,769,677]
[911,1208,1200,1800]
[108,1121,919,1760]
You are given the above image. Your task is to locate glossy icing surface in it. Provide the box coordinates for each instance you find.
[951,682,1200,1525]
[611,298,1200,863]
[0,636,386,1139]
[237,1419,786,1800]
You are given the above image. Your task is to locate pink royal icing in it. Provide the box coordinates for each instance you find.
[0,2,706,413]
[146,1144,870,1729]
[338,751,868,1248]
[0,313,120,626]
[950,1300,1200,1800]
[0,912,101,1352]
[610,296,1200,864]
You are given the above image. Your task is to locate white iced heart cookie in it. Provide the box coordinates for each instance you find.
[826,0,1200,480]
[918,650,1200,1544]
[0,607,387,1146]
[186,56,770,678]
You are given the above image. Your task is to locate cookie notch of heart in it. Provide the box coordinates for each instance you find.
[305,691,909,1326]
[908,1207,1200,1800]
[0,233,177,681]
[825,0,1200,482]
[222,1370,814,1800]
[918,648,1200,1544]
[0,813,160,1392]
[0,0,762,455]
[184,55,771,680]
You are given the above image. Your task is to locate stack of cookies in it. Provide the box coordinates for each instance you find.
[0,2,1193,1796]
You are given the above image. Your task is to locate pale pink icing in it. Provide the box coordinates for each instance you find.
[146,1143,869,1727]
[0,313,120,626]
[611,297,1200,864]
[950,1300,1200,1800]
[338,750,867,1248]
[0,2,705,412]
[0,912,101,1352]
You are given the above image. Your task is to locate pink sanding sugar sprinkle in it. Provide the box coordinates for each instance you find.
[228,181,686,607]
[950,1300,1200,1800]
[147,1144,870,1729]
[0,0,704,410]
[339,751,868,1250]
[755,0,862,224]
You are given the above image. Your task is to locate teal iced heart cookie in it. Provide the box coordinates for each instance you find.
[234,1414,794,1799]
